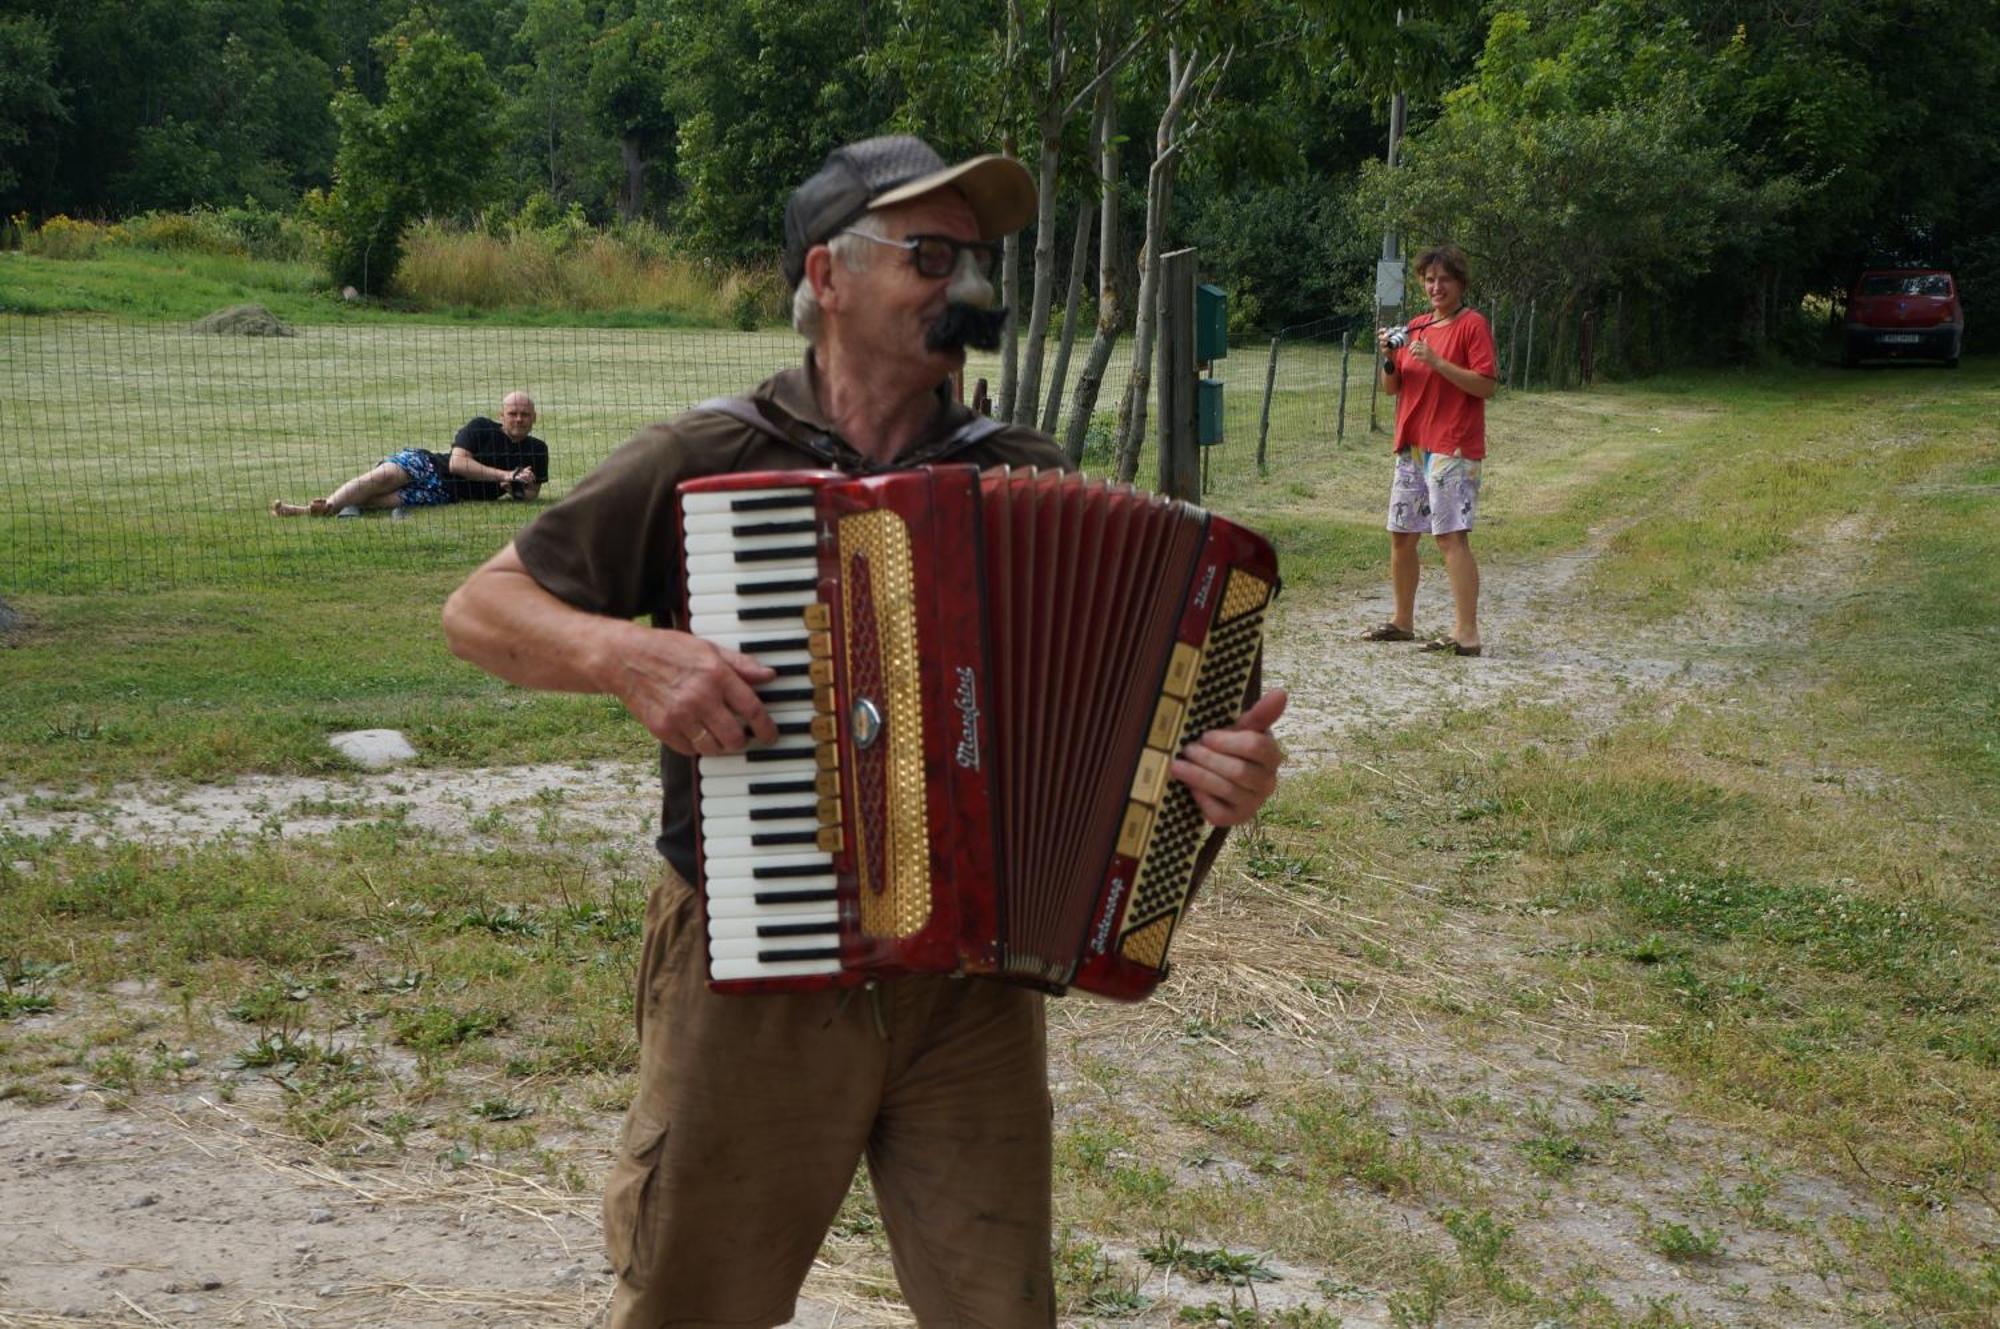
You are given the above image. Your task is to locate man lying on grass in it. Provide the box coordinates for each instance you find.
[270,391,548,518]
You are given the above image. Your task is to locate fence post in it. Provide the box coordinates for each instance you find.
[1256,336,1279,472]
[1522,300,1536,391]
[1368,341,1381,433]
[1337,331,1352,445]
[1156,248,1200,503]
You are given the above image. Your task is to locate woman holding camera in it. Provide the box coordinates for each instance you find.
[1363,244,1498,656]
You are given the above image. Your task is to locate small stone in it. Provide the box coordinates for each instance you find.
[307,1207,336,1225]
[130,1193,160,1209]
[328,729,418,769]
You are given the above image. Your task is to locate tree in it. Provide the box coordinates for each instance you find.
[585,9,676,221]
[502,0,605,212]
[323,25,502,292]
[0,13,65,203]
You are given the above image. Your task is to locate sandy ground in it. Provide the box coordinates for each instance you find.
[1,518,1908,1327]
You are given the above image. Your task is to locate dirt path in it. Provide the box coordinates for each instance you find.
[1,523,1888,1327]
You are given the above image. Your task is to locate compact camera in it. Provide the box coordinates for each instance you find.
[1381,323,1412,371]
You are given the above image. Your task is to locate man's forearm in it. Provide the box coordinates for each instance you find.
[448,447,524,483]
[442,545,635,695]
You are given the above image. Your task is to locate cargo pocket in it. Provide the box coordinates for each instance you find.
[602,1104,671,1284]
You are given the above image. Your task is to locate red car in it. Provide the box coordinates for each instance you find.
[1842,268,1963,367]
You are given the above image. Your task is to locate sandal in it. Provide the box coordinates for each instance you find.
[1420,636,1482,657]
[1360,623,1416,642]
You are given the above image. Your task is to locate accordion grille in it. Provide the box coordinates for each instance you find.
[839,509,933,939]
[1120,568,1273,954]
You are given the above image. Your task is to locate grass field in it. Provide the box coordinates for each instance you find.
[1,307,1996,1325]
[0,305,1361,594]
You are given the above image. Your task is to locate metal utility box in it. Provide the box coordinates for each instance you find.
[1195,283,1228,362]
[1197,379,1225,445]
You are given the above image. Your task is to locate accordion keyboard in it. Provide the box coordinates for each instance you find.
[682,485,844,982]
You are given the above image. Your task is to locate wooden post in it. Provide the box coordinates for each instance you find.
[1257,336,1279,472]
[1337,330,1352,444]
[1522,299,1537,391]
[1156,248,1200,503]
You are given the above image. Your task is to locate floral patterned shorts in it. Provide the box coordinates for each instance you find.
[386,449,451,507]
[1387,450,1481,535]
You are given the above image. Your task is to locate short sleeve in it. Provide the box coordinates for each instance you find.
[512,425,687,623]
[1465,313,1498,380]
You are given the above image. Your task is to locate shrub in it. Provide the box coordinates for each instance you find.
[111,210,245,256]
[23,215,108,260]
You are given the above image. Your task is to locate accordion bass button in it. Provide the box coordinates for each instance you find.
[804,602,831,631]
[849,698,884,750]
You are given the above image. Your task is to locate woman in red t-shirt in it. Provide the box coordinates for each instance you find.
[1362,244,1498,656]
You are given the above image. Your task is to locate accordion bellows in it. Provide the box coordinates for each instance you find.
[679,465,1278,1001]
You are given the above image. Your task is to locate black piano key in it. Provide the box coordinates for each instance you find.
[757,920,839,938]
[736,544,816,564]
[745,745,815,763]
[760,945,842,962]
[750,829,822,846]
[774,720,813,737]
[731,519,817,538]
[749,803,819,821]
[752,888,838,905]
[747,778,816,796]
[768,662,810,677]
[737,577,818,595]
[753,862,830,880]
[738,604,809,621]
[729,494,813,512]
[755,686,814,705]
[744,635,809,653]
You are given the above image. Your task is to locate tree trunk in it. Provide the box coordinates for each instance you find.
[619,134,645,221]
[1041,196,1095,437]
[1061,78,1120,465]
[1014,128,1062,426]
[1114,48,1201,484]
[996,0,1025,421]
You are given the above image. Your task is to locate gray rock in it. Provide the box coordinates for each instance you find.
[327,729,417,769]
[307,1207,336,1224]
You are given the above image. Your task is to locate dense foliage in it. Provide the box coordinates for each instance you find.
[1,0,1994,361]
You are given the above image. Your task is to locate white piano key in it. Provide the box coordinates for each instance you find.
[701,859,834,886]
[706,893,836,920]
[690,589,819,615]
[709,935,840,961]
[702,832,826,861]
[709,913,840,942]
[698,815,820,840]
[685,549,816,576]
[711,956,843,981]
[685,530,817,556]
[690,611,814,637]
[683,511,818,536]
[687,568,821,595]
[681,488,819,516]
[698,789,820,813]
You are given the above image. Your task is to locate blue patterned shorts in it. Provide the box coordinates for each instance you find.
[1387,450,1482,535]
[386,449,451,507]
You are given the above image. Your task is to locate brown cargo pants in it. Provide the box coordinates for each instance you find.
[602,872,1056,1328]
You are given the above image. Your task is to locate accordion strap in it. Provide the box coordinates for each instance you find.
[692,396,1006,474]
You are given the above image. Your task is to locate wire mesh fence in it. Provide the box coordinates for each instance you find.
[1,309,1380,595]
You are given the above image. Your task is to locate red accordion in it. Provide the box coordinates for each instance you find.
[679,465,1277,1001]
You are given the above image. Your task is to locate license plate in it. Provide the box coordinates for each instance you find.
[1879,333,1921,344]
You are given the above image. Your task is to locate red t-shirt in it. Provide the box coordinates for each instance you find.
[1389,308,1498,460]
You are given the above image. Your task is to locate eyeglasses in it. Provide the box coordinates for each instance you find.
[840,230,1001,282]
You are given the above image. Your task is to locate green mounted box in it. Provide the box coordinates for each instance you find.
[1197,378,1225,445]
[1195,283,1228,362]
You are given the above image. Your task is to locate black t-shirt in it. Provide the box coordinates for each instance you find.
[442,417,550,501]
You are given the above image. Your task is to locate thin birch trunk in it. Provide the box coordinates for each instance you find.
[1041,195,1095,437]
